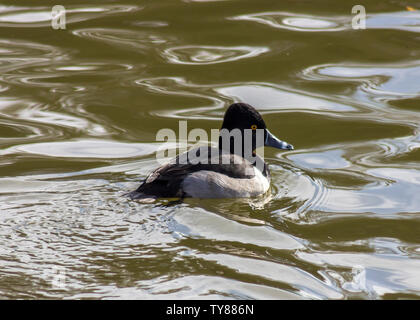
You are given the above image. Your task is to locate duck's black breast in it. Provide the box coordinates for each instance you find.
[130,146,263,198]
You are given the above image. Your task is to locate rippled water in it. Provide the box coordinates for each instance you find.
[1,0,419,299]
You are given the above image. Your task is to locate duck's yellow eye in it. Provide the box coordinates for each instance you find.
[251,124,257,130]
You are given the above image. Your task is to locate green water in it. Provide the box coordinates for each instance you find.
[0,0,419,299]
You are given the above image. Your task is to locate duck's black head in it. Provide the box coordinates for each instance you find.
[221,103,267,132]
[218,103,294,155]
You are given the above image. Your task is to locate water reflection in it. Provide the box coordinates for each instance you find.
[0,0,419,300]
[297,250,420,297]
[0,39,67,73]
[0,5,139,28]
[216,84,356,112]
[1,140,161,159]
[231,11,348,32]
[231,10,420,33]
[134,77,358,120]
[303,62,420,98]
[162,45,269,65]
[289,150,350,170]
[73,28,172,52]
[366,10,420,32]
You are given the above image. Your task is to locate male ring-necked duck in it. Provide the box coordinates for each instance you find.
[128,103,293,199]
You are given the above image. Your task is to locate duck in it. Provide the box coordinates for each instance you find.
[128,103,293,200]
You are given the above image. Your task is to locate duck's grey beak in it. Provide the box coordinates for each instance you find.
[265,129,294,150]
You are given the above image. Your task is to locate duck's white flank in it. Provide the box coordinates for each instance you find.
[181,166,270,198]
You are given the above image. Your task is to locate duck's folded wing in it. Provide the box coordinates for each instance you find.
[130,147,256,198]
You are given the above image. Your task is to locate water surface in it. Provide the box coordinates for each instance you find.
[0,0,419,299]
